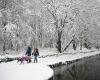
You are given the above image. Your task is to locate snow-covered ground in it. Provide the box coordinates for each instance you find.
[0,48,100,80]
[0,63,53,80]
[38,48,100,65]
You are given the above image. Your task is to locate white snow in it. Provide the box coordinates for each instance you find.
[39,48,58,55]
[0,63,53,80]
[37,48,100,65]
[5,23,17,32]
[0,48,100,80]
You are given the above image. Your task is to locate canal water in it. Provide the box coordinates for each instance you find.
[52,54,100,80]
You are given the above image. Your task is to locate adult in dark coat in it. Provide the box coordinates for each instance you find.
[25,46,32,56]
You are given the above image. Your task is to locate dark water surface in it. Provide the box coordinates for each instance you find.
[53,54,100,80]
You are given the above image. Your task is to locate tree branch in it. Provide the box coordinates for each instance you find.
[39,0,58,21]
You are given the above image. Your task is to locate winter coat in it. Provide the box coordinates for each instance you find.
[26,46,32,56]
[32,51,39,56]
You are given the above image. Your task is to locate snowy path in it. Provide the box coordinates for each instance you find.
[0,49,100,66]
[0,49,100,80]
[38,49,100,65]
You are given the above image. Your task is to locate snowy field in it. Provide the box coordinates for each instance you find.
[0,48,100,80]
[0,63,53,80]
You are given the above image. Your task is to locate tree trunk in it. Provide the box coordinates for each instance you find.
[63,39,73,52]
[3,42,6,51]
[80,40,82,50]
[73,43,76,50]
[56,31,62,53]
[72,40,77,50]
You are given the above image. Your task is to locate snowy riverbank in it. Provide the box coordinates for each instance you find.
[0,48,100,80]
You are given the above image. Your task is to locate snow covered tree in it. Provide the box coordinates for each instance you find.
[40,0,76,52]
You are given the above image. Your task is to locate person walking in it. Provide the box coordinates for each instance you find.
[25,46,32,57]
[32,48,39,63]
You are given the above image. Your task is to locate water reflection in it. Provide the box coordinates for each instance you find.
[53,55,100,80]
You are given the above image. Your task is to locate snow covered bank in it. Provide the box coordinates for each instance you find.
[0,48,100,80]
[38,49,100,65]
[0,63,53,80]
[0,49,100,65]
